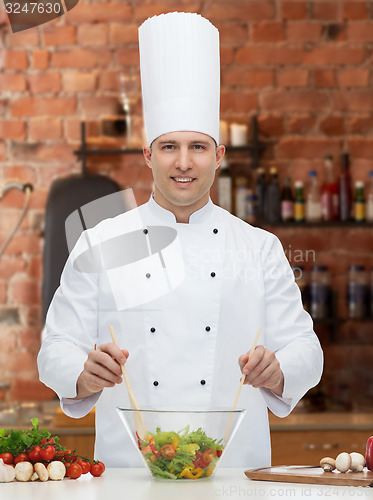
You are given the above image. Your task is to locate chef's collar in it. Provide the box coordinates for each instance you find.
[148,194,214,224]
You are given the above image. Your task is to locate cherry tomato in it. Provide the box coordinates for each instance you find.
[202,448,216,464]
[160,444,176,460]
[67,463,82,479]
[41,437,55,445]
[40,445,56,461]
[217,449,223,457]
[63,449,78,462]
[14,453,30,464]
[0,452,14,465]
[77,458,91,474]
[64,461,71,471]
[28,446,42,462]
[90,461,105,477]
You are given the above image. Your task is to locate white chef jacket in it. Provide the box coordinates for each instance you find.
[38,196,323,468]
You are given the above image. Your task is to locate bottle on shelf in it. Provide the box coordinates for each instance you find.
[234,174,251,221]
[321,155,339,221]
[294,181,305,222]
[309,265,332,320]
[353,181,365,222]
[347,265,368,319]
[254,167,267,223]
[305,170,322,223]
[217,157,233,213]
[245,189,257,225]
[264,166,281,223]
[366,170,373,223]
[339,153,352,221]
[370,266,373,317]
[292,265,309,312]
[280,176,294,222]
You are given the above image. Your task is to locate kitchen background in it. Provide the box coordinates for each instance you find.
[0,0,373,431]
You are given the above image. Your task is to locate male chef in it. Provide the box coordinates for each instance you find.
[38,12,323,468]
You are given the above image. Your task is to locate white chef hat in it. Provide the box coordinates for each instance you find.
[139,12,220,146]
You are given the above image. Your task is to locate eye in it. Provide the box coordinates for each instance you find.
[192,144,205,150]
[162,144,175,150]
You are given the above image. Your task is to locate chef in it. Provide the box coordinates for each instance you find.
[38,12,323,468]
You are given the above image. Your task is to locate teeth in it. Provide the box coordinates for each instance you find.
[174,177,193,182]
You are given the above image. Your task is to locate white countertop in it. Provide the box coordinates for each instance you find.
[1,468,372,499]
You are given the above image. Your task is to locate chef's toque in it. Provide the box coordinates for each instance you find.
[139,12,220,146]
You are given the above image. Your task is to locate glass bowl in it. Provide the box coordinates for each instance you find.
[116,407,246,480]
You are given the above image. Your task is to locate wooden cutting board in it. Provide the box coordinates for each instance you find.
[245,466,373,487]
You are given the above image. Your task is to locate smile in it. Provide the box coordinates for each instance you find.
[172,177,195,183]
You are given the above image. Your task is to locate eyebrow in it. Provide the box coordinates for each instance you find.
[157,140,212,146]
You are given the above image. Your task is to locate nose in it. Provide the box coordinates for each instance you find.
[175,148,192,172]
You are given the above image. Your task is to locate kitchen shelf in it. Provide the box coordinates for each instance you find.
[259,220,373,228]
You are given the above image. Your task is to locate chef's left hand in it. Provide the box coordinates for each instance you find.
[238,345,284,397]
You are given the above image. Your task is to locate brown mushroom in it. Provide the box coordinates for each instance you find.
[320,457,336,472]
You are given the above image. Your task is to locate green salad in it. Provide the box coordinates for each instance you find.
[137,426,224,480]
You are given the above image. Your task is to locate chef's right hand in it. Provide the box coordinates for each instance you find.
[75,343,129,399]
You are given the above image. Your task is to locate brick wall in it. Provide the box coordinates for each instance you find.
[0,0,372,409]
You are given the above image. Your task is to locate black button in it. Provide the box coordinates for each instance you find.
[153,381,159,386]
[143,228,148,234]
[200,380,206,385]
[210,272,216,278]
[150,327,156,333]
[213,228,218,234]
[205,326,211,332]
[146,273,151,278]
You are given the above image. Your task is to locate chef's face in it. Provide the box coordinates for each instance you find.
[143,131,225,222]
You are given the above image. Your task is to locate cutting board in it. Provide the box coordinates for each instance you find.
[245,466,373,487]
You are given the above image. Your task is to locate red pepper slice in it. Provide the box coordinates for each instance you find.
[366,436,373,471]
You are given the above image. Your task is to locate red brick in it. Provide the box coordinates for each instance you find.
[42,25,76,46]
[8,30,39,46]
[3,50,28,70]
[28,256,42,279]
[3,165,36,187]
[349,115,373,134]
[348,138,373,159]
[281,1,308,20]
[99,71,122,91]
[12,143,76,165]
[134,1,201,21]
[29,118,62,140]
[276,137,342,159]
[11,97,76,117]
[217,22,248,44]
[51,49,111,69]
[221,46,235,65]
[19,327,42,354]
[63,72,97,92]
[348,22,373,42]
[342,1,368,20]
[303,46,365,65]
[116,47,140,67]
[4,232,40,254]
[6,352,37,373]
[223,68,274,88]
[0,208,29,234]
[234,92,258,112]
[313,69,337,88]
[320,115,345,135]
[332,91,373,111]
[67,2,132,22]
[110,23,139,44]
[31,50,49,70]
[80,96,119,118]
[287,22,322,42]
[251,22,286,42]
[0,257,27,280]
[0,282,6,303]
[261,90,328,112]
[337,69,370,88]
[288,114,317,134]
[77,23,109,46]
[236,45,304,65]
[0,73,26,92]
[9,279,40,305]
[28,72,61,94]
[277,68,309,87]
[312,2,340,20]
[65,119,100,141]
[38,163,75,185]
[205,1,275,21]
[0,120,25,140]
[24,305,42,327]
[258,114,284,136]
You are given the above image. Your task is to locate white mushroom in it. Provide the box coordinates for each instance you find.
[349,452,365,472]
[15,461,34,482]
[34,462,49,482]
[320,457,336,472]
[0,458,16,482]
[335,452,351,473]
[47,461,66,481]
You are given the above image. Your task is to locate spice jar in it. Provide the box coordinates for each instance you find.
[309,265,331,320]
[347,265,368,319]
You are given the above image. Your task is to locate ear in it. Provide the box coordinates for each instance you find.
[215,145,226,170]
[143,146,152,169]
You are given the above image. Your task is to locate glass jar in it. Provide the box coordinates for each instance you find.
[309,265,331,320]
[347,265,368,319]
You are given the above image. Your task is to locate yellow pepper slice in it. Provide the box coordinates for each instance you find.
[179,467,203,479]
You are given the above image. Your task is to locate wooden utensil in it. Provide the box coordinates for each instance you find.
[109,325,147,440]
[223,327,262,442]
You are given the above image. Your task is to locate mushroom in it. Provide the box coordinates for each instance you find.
[349,452,365,472]
[47,461,66,481]
[0,458,16,482]
[335,452,351,473]
[15,461,34,482]
[320,457,336,472]
[34,462,49,482]
[30,472,39,482]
